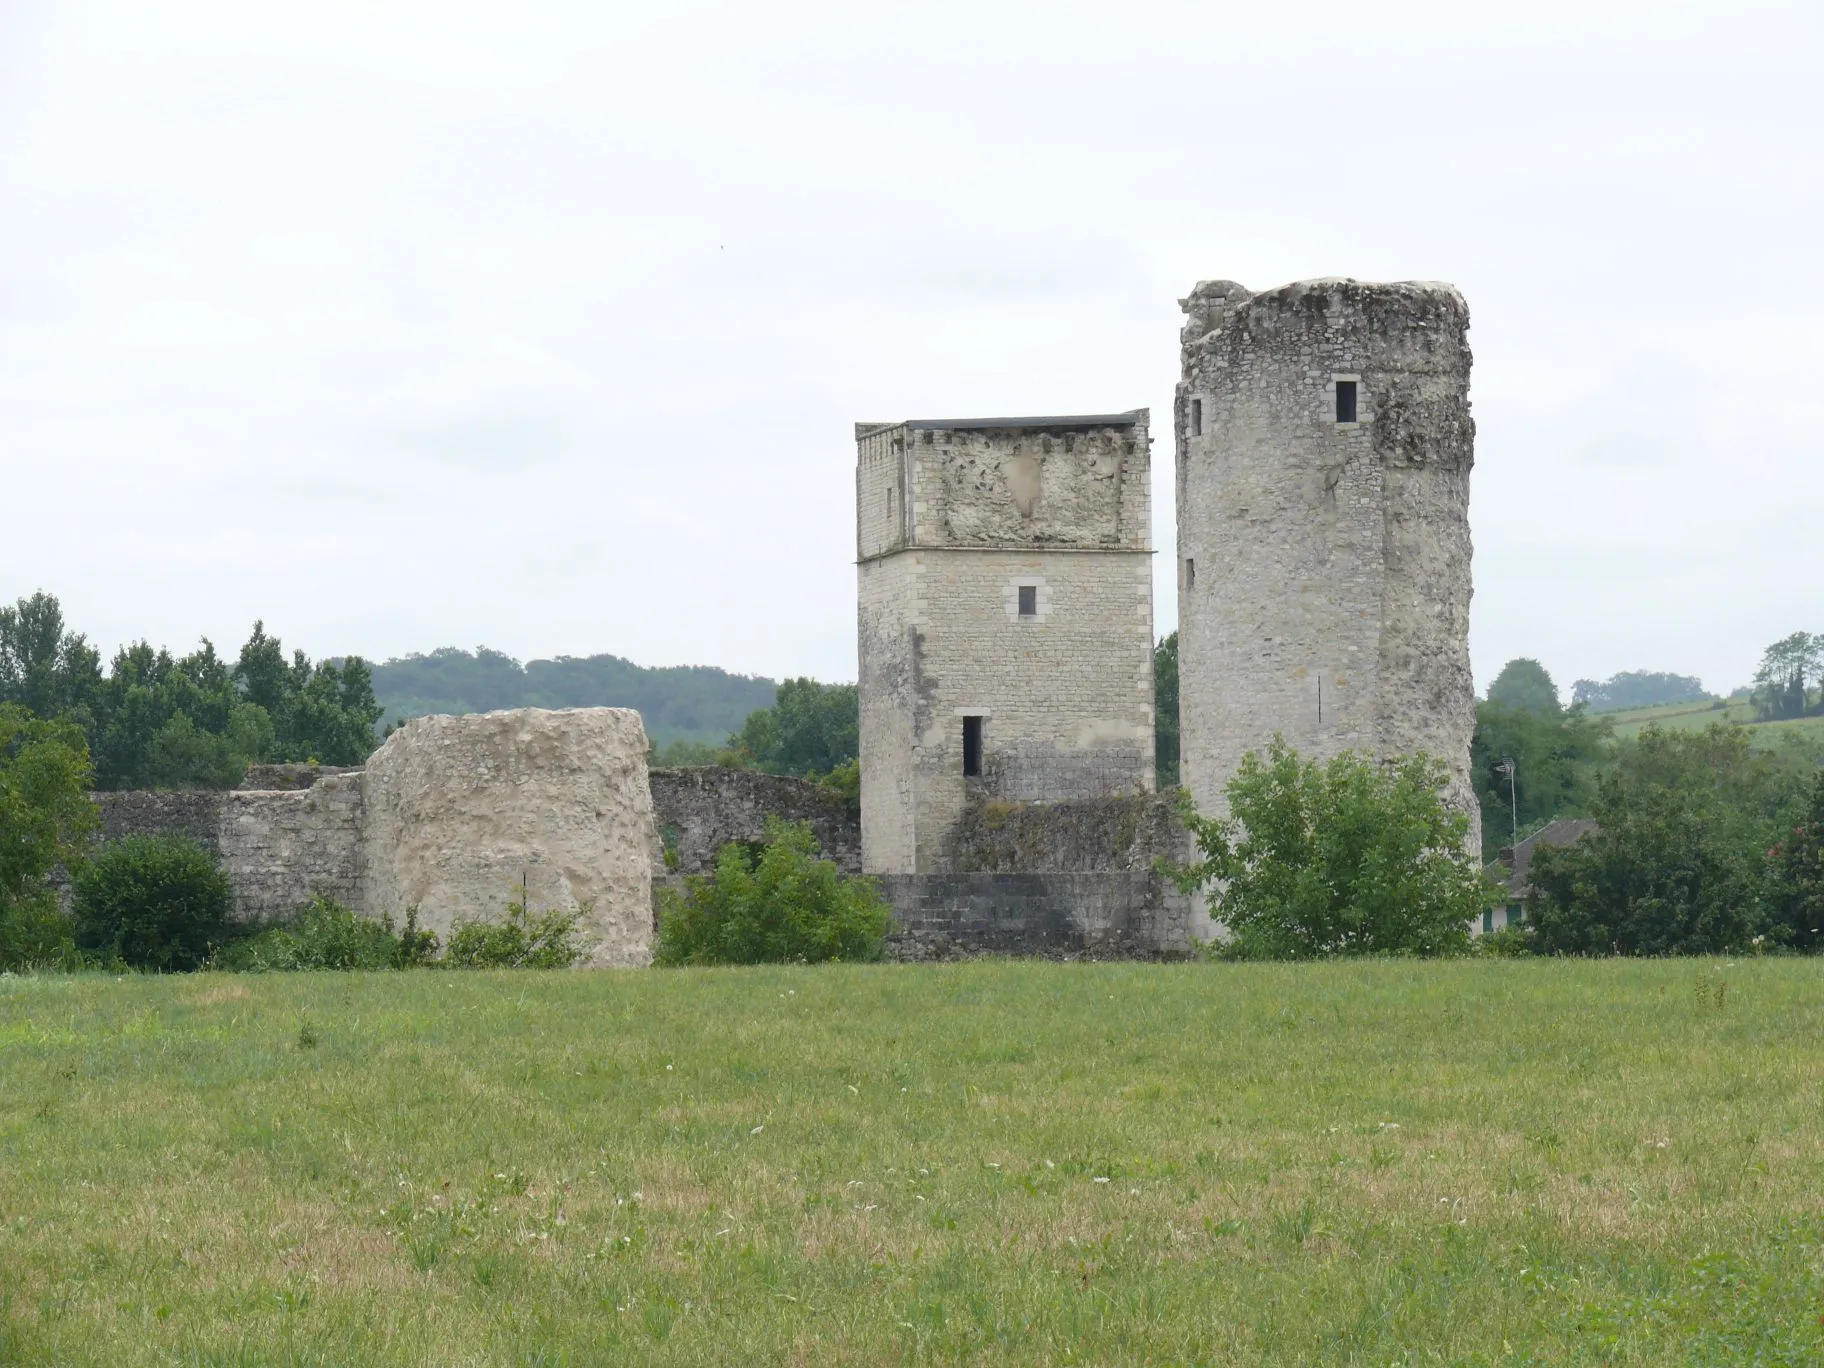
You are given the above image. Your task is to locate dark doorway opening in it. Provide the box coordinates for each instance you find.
[962,716,984,777]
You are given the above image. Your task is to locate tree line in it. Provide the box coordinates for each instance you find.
[0,593,382,790]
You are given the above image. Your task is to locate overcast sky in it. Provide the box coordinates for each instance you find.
[3,0,1819,696]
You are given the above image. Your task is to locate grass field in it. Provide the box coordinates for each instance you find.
[1598,697,1824,748]
[3,961,1823,1366]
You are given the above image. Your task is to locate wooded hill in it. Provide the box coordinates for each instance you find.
[369,647,778,751]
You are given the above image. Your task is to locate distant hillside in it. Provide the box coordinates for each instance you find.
[370,648,776,750]
[1601,697,1824,748]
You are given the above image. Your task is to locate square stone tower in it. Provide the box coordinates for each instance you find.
[856,412,1156,874]
[1175,279,1479,850]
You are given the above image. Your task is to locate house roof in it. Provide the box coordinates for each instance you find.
[1489,818,1599,898]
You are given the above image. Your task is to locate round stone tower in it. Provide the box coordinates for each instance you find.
[1174,277,1478,849]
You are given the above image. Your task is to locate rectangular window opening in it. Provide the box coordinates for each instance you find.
[962,716,983,778]
[1191,398,1203,436]
[1335,380,1358,424]
[1185,557,1195,588]
[1017,585,1037,618]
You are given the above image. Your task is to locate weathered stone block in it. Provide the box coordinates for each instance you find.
[361,708,658,967]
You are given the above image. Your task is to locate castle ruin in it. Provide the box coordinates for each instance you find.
[855,413,1157,873]
[1174,278,1479,848]
[87,276,1480,961]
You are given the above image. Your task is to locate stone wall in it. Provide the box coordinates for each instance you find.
[1175,278,1478,849]
[648,767,859,875]
[94,790,225,852]
[217,778,365,920]
[948,792,1184,873]
[88,782,366,923]
[90,736,1193,962]
[856,413,1156,874]
[879,872,1191,960]
[363,709,657,968]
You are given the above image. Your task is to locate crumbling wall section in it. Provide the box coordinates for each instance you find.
[649,766,860,875]
[217,775,365,921]
[949,792,1184,873]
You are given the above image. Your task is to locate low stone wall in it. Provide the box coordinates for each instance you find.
[880,872,1191,960]
[90,782,366,923]
[94,790,225,853]
[649,767,859,875]
[217,777,366,920]
[949,793,1186,873]
[90,758,1193,963]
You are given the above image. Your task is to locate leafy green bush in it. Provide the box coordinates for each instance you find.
[0,890,86,971]
[216,895,438,971]
[655,817,892,966]
[445,897,588,969]
[1,703,99,971]
[808,757,860,818]
[72,835,234,971]
[1171,737,1493,959]
[1474,925,1533,958]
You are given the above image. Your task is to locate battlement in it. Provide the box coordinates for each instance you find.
[856,410,1150,562]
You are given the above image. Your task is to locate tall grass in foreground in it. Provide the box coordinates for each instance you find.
[1,960,1821,1365]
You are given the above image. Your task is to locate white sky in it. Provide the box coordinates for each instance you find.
[3,0,1819,695]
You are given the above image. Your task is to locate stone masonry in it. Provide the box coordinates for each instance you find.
[86,709,661,968]
[1175,278,1479,848]
[856,413,1156,873]
[363,709,658,967]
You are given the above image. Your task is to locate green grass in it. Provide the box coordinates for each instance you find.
[1600,698,1824,747]
[2,961,1823,1365]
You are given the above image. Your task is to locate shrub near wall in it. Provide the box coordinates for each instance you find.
[73,835,234,971]
[656,818,891,966]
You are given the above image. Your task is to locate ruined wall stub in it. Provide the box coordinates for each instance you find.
[857,412,1156,874]
[1175,279,1479,849]
[362,708,658,966]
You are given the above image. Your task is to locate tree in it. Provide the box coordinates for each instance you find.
[1154,632,1180,789]
[1470,699,1609,860]
[1,595,383,789]
[0,591,102,723]
[1486,658,1562,714]
[729,678,858,777]
[0,704,100,968]
[1570,670,1710,713]
[655,818,892,965]
[1766,769,1824,953]
[1524,725,1812,956]
[1750,632,1821,721]
[233,623,383,766]
[1171,737,1491,959]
